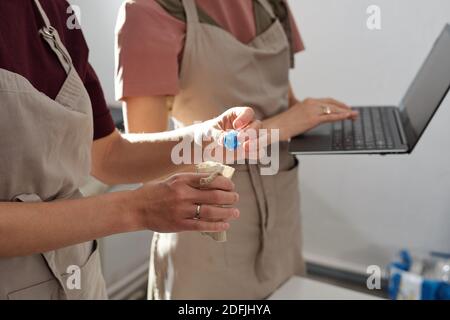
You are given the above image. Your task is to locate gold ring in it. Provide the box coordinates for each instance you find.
[194,205,201,220]
[321,105,332,115]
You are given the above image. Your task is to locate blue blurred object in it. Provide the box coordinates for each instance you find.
[388,249,450,300]
[224,130,240,150]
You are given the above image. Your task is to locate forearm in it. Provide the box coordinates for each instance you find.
[261,83,299,142]
[92,128,200,185]
[262,111,293,142]
[92,105,257,185]
[0,191,141,257]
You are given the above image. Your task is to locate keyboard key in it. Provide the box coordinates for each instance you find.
[343,119,354,150]
[372,108,386,147]
[381,108,395,149]
[362,108,375,146]
[353,113,364,147]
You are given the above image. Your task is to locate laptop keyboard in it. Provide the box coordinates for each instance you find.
[332,107,398,151]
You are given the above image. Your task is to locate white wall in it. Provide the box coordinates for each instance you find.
[68,0,124,107]
[288,0,450,272]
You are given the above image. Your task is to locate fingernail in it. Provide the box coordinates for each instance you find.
[234,209,240,218]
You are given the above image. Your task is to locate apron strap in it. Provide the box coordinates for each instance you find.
[33,0,51,28]
[247,164,271,282]
[33,0,73,74]
[182,0,200,24]
[33,0,83,109]
[258,0,295,67]
[247,145,294,282]
[256,0,277,19]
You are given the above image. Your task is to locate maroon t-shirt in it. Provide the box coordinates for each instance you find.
[0,0,115,140]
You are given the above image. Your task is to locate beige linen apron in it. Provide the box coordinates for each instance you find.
[0,0,107,300]
[148,0,304,300]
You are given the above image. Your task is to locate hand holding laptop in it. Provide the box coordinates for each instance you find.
[263,97,359,141]
[289,24,450,155]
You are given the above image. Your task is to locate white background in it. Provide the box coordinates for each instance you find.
[69,0,450,275]
[288,0,450,272]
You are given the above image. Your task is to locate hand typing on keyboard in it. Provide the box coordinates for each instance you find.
[264,97,359,141]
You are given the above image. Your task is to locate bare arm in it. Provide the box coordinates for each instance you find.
[1,102,257,258]
[91,129,194,185]
[92,102,258,185]
[0,191,137,257]
[122,96,170,133]
[0,173,239,258]
[95,96,185,183]
[120,89,356,150]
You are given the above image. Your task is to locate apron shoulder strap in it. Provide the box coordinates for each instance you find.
[258,0,295,67]
[158,0,295,66]
[255,0,276,19]
[33,0,51,28]
[33,0,73,74]
[158,0,219,27]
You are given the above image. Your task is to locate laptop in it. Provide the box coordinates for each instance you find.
[289,24,450,155]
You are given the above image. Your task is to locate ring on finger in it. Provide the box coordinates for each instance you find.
[194,204,201,220]
[321,105,332,115]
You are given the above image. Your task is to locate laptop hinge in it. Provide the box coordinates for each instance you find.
[394,108,409,147]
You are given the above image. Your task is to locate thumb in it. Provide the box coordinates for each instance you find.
[232,106,255,129]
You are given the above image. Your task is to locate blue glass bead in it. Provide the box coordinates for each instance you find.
[224,130,240,150]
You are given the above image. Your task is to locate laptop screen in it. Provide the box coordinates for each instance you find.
[401,24,450,148]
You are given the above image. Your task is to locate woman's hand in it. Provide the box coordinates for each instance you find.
[199,106,263,161]
[265,97,359,141]
[208,106,262,148]
[131,172,240,233]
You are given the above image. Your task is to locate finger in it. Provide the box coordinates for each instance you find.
[181,219,230,232]
[350,110,360,119]
[192,189,239,206]
[242,131,270,152]
[178,173,213,189]
[231,106,255,129]
[196,175,235,191]
[325,104,349,114]
[236,122,261,148]
[194,205,240,222]
[321,112,356,123]
[180,172,234,190]
[237,119,261,141]
[319,98,351,110]
[319,104,356,117]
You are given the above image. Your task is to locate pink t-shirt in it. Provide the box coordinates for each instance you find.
[115,0,304,100]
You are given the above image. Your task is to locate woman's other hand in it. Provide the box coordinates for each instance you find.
[131,173,240,233]
[266,97,359,141]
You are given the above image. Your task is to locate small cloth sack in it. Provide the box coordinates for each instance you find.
[196,161,235,242]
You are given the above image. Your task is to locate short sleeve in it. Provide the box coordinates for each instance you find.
[115,0,186,100]
[84,63,116,140]
[54,2,115,141]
